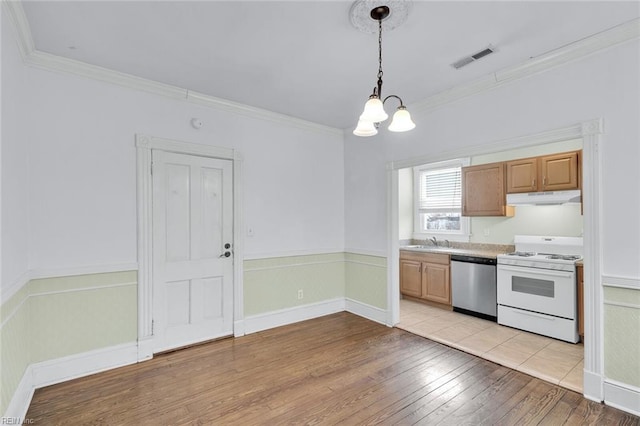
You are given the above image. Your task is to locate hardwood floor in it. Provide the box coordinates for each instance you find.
[26,313,638,425]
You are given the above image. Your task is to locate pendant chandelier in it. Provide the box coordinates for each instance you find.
[353,4,415,137]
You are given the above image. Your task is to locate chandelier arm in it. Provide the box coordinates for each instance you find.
[383,94,405,107]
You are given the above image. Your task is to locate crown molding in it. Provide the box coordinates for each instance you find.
[5,0,638,134]
[3,1,342,138]
[25,50,187,100]
[494,18,640,84]
[22,50,342,136]
[391,118,602,170]
[413,18,640,114]
[2,0,34,58]
[185,90,342,136]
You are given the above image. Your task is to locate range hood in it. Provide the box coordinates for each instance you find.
[506,190,581,206]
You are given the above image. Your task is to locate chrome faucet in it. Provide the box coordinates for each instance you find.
[428,236,438,246]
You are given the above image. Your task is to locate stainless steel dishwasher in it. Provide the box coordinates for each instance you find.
[451,254,497,322]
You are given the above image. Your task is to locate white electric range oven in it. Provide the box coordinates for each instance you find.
[497,235,583,343]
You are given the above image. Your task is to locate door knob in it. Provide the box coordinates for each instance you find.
[219,251,231,258]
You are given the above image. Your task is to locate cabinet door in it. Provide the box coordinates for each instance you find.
[506,158,538,193]
[541,151,579,191]
[400,259,422,298]
[462,163,507,216]
[423,262,451,305]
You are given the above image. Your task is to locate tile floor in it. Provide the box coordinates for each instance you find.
[397,298,584,393]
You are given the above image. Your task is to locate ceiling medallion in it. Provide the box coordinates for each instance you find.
[349,0,412,34]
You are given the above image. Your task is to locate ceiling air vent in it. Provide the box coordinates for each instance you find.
[451,45,496,69]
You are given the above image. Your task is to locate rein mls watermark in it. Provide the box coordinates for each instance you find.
[1,418,34,425]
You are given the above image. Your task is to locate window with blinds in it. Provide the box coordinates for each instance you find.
[414,159,469,234]
[418,167,462,212]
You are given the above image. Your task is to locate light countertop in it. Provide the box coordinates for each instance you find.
[400,244,513,260]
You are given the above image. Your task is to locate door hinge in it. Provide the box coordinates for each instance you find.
[150,162,154,175]
[151,319,154,335]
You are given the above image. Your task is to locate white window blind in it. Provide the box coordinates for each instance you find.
[418,167,462,212]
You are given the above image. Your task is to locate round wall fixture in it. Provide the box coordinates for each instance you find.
[349,0,411,34]
[191,118,203,129]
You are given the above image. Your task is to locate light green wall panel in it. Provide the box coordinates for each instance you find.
[0,295,31,415]
[0,283,30,325]
[244,254,346,316]
[345,253,387,309]
[1,270,138,416]
[603,287,640,387]
[28,271,138,363]
[30,284,137,363]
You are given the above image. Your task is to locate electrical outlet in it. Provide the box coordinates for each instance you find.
[297,289,304,300]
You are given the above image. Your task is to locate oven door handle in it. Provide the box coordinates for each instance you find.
[497,265,574,278]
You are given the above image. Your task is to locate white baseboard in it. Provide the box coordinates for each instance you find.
[244,298,345,334]
[345,298,387,325]
[32,341,138,388]
[233,320,246,337]
[583,369,604,402]
[137,336,154,362]
[604,379,640,416]
[5,342,139,419]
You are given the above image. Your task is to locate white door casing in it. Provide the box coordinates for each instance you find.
[152,150,234,352]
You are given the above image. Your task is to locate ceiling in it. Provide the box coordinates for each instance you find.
[19,1,640,130]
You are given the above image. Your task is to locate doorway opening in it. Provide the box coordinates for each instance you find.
[387,119,603,400]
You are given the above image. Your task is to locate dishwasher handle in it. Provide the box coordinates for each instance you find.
[450,254,496,266]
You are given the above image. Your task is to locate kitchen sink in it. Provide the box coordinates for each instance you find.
[401,245,471,255]
[402,245,452,251]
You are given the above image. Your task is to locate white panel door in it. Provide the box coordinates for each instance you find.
[152,150,233,352]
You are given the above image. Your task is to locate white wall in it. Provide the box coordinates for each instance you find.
[1,11,30,298]
[345,39,640,278]
[23,63,344,272]
[344,138,390,255]
[397,168,413,240]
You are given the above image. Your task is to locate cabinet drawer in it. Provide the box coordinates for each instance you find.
[400,250,450,265]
